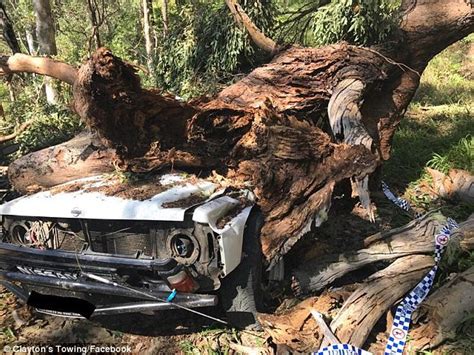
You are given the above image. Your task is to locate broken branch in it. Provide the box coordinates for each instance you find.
[0,53,77,84]
[0,119,34,144]
[225,0,279,54]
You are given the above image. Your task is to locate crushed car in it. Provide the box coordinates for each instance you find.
[0,173,264,328]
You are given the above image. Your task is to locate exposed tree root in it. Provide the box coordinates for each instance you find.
[4,1,473,265]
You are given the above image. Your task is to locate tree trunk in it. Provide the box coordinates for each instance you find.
[86,0,102,50]
[142,0,156,78]
[0,2,21,54]
[4,0,473,264]
[161,0,168,37]
[33,0,59,105]
[8,131,116,193]
[25,26,37,55]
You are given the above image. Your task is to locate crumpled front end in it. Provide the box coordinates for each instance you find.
[0,173,255,318]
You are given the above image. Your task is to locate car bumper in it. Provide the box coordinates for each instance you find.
[0,242,218,317]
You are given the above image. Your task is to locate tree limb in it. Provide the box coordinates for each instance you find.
[321,255,435,349]
[225,0,279,55]
[292,213,474,295]
[401,0,474,70]
[0,119,34,144]
[408,266,474,351]
[0,53,77,84]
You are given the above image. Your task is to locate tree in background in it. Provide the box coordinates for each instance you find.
[33,0,58,104]
[0,2,21,54]
[160,0,168,36]
[142,0,156,81]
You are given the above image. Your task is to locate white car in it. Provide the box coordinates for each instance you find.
[0,173,264,328]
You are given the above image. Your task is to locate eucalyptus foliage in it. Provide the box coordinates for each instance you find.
[309,0,400,46]
[0,81,82,161]
[154,0,276,98]
[277,0,401,46]
[0,0,404,161]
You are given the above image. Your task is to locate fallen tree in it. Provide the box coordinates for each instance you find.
[259,214,474,352]
[2,0,473,264]
[292,213,449,295]
[408,265,474,351]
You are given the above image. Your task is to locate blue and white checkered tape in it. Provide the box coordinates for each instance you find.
[381,181,411,212]
[383,218,459,355]
[315,344,372,355]
[313,188,459,355]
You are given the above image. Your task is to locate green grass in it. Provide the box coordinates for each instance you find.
[384,104,472,187]
[383,35,473,204]
[413,34,473,106]
[382,34,474,354]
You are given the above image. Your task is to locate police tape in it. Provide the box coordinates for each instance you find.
[313,183,459,355]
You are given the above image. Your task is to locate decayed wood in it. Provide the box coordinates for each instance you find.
[267,215,473,352]
[4,1,473,263]
[8,131,116,193]
[408,266,474,351]
[322,255,434,349]
[459,213,474,250]
[292,214,442,294]
[258,289,353,353]
[0,53,77,84]
[328,78,374,221]
[259,256,434,351]
[292,213,474,295]
[70,47,380,262]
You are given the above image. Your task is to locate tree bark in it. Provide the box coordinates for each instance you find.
[86,0,103,50]
[33,0,59,104]
[25,26,37,55]
[323,255,435,349]
[225,0,279,54]
[4,0,473,263]
[258,256,434,352]
[258,214,474,352]
[292,214,445,295]
[8,131,116,193]
[0,53,77,85]
[426,167,474,204]
[292,214,474,295]
[161,0,168,37]
[0,2,21,54]
[408,266,474,351]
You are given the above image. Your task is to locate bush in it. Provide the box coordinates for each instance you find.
[278,0,401,46]
[0,82,83,163]
[154,0,276,98]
